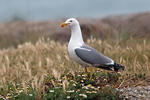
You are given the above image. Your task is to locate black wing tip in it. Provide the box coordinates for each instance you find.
[97,66,113,71]
[113,63,125,72]
[96,63,125,72]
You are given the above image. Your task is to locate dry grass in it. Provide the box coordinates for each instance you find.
[0,37,150,98]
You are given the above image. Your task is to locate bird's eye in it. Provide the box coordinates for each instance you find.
[70,20,72,22]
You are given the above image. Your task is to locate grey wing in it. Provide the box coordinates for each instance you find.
[75,46,114,66]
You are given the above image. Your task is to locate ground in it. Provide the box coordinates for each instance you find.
[0,37,149,99]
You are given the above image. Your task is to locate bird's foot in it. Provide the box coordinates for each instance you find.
[84,67,88,73]
[88,66,95,79]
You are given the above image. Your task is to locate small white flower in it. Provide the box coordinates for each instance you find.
[72,83,76,86]
[91,86,95,89]
[29,94,33,96]
[66,90,74,93]
[49,90,54,92]
[82,73,88,77]
[7,93,11,96]
[82,86,89,89]
[86,91,92,93]
[81,84,84,86]
[92,91,97,93]
[79,94,87,98]
[81,80,84,82]
[55,87,60,89]
[19,90,24,93]
[16,83,20,86]
[67,96,71,99]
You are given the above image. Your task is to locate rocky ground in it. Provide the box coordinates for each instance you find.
[118,86,150,100]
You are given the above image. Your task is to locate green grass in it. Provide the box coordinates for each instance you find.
[0,37,150,99]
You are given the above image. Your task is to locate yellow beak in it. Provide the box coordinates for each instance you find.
[60,22,68,27]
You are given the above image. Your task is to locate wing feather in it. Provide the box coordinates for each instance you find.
[75,46,113,66]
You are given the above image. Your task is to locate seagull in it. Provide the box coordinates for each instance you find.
[60,18,125,72]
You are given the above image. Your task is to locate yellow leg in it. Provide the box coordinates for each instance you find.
[89,66,95,78]
[89,66,95,73]
[84,67,88,73]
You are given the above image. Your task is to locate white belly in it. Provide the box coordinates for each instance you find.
[68,44,90,66]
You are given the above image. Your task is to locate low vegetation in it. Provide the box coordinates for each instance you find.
[0,36,149,99]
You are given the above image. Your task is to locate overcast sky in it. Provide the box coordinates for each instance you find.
[0,0,150,22]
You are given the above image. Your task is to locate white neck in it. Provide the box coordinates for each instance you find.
[69,24,84,46]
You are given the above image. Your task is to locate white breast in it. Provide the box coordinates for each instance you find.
[67,19,90,66]
[68,43,90,66]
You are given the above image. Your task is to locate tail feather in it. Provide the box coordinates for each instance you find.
[113,63,125,72]
[98,63,125,72]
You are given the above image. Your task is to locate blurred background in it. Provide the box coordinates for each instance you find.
[0,0,150,22]
[0,0,150,48]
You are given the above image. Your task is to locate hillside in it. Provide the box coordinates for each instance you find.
[0,12,150,48]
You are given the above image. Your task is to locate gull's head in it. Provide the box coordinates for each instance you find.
[60,18,79,28]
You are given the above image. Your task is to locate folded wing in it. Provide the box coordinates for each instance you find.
[75,45,114,66]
